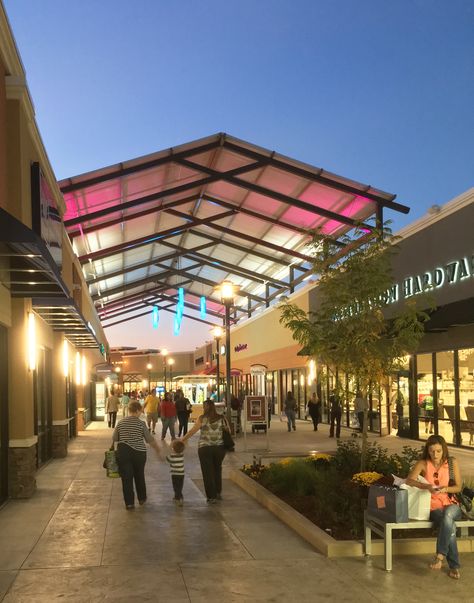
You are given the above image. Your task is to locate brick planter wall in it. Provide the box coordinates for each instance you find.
[8,445,37,498]
[52,424,68,458]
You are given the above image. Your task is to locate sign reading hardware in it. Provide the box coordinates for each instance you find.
[386,254,474,304]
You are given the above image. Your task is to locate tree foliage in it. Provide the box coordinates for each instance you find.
[279,224,431,468]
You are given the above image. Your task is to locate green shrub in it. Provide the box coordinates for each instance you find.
[240,440,424,540]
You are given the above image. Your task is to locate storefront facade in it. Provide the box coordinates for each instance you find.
[387,189,474,448]
[205,189,474,449]
[0,9,108,501]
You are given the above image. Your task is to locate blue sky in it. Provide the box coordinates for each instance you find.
[4,0,474,351]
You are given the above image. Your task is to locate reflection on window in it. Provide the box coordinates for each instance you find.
[436,351,455,444]
[458,348,474,447]
[417,353,433,440]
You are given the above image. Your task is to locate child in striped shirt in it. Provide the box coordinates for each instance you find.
[166,439,185,506]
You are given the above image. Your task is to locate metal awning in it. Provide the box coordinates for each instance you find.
[0,207,68,298]
[59,133,410,331]
[32,297,101,348]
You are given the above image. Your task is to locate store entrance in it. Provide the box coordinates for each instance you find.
[0,325,8,505]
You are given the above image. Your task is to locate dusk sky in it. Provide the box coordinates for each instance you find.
[4,0,474,353]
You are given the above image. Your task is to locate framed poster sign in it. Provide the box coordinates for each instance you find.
[245,396,266,423]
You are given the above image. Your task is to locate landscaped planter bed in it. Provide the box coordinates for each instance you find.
[229,467,474,559]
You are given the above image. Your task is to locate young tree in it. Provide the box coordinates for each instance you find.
[279,224,430,470]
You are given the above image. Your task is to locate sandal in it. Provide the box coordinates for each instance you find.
[429,556,443,570]
[448,568,460,580]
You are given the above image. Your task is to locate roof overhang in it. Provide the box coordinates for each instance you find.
[0,207,68,298]
[58,133,410,332]
[32,297,101,348]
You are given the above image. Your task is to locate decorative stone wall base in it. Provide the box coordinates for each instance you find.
[230,469,474,558]
[8,445,37,498]
[52,424,68,458]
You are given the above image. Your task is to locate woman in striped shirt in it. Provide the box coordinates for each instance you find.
[112,400,161,509]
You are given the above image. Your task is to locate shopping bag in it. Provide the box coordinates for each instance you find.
[367,485,408,523]
[103,449,120,478]
[280,412,287,422]
[399,484,431,520]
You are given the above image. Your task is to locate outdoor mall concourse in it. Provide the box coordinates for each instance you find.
[1,2,474,600]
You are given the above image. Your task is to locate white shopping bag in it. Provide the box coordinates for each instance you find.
[400,484,431,520]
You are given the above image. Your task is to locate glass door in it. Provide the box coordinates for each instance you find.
[457,348,474,448]
[0,325,8,505]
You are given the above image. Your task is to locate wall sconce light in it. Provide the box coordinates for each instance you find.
[75,352,81,385]
[27,312,36,371]
[81,355,87,386]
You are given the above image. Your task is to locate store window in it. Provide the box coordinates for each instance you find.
[417,354,434,441]
[436,351,455,444]
[391,358,410,436]
[457,348,474,449]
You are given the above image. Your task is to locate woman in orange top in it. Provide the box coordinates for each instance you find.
[407,435,462,579]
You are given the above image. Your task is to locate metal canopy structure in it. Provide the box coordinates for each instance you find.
[0,208,101,348]
[59,133,409,331]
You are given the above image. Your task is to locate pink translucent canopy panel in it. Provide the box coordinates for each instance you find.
[63,181,123,221]
[320,197,376,235]
[279,205,326,229]
[238,165,302,197]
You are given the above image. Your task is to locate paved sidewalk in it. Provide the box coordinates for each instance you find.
[0,419,473,602]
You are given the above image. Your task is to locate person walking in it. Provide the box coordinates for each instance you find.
[174,389,191,437]
[112,400,161,509]
[329,390,342,438]
[160,392,177,441]
[406,435,463,579]
[166,439,185,506]
[181,399,229,503]
[121,391,130,417]
[143,388,160,434]
[284,391,297,432]
[106,391,120,428]
[307,392,321,431]
[354,391,366,433]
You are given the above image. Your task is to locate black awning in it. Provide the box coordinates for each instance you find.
[32,297,100,348]
[0,207,68,298]
[424,297,474,333]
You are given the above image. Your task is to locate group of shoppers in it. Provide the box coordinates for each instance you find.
[111,397,467,579]
[112,397,230,509]
[107,388,192,439]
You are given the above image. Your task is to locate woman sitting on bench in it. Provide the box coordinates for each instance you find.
[406,434,463,580]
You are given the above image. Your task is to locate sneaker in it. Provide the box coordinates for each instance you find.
[216,494,222,501]
[207,498,217,504]
[125,505,135,510]
[138,499,146,506]
[177,498,184,507]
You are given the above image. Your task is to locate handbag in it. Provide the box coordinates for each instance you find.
[367,485,409,523]
[447,456,474,518]
[221,419,235,451]
[103,448,120,478]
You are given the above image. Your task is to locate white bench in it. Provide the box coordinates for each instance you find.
[364,511,474,571]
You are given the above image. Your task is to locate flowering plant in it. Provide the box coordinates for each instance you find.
[351,471,384,486]
[307,453,332,462]
[241,457,267,480]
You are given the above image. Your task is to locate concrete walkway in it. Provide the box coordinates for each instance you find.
[1,418,473,602]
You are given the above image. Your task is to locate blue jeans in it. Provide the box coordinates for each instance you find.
[286,410,296,431]
[430,504,462,569]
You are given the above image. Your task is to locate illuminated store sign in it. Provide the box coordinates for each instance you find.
[387,255,474,304]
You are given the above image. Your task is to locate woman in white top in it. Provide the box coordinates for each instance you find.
[182,399,229,504]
